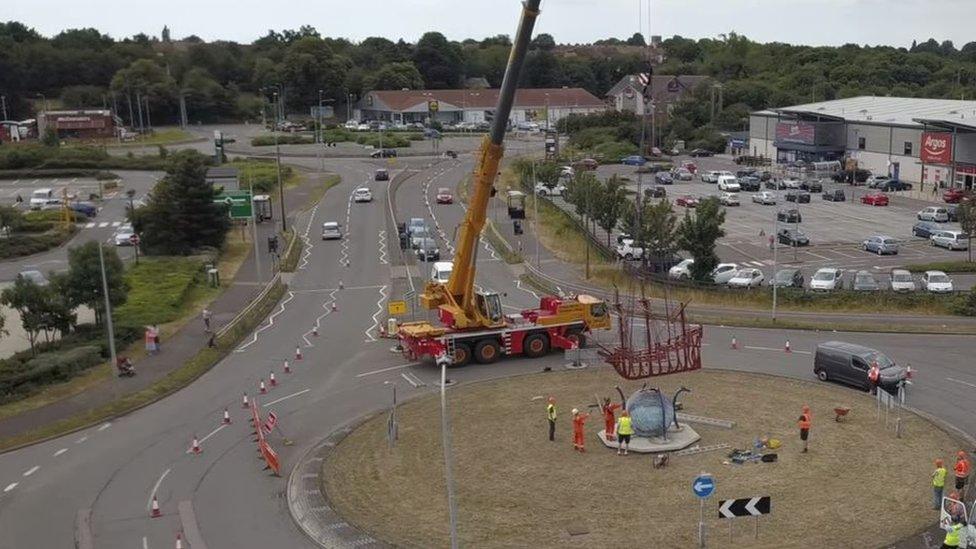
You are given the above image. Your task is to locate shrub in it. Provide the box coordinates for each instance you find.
[228,160,294,193]
[0,345,103,404]
[591,141,639,161]
[568,126,621,150]
[321,127,355,143]
[953,291,976,316]
[0,229,76,259]
[250,135,314,146]
[354,132,414,149]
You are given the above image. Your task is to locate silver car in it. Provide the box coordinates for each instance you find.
[321,221,342,240]
[862,235,899,255]
[711,263,739,284]
[917,206,949,222]
[931,230,969,251]
[889,269,916,292]
[751,191,777,205]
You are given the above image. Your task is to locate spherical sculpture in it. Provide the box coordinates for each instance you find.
[626,388,674,437]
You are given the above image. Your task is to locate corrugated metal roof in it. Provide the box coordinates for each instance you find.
[754,96,976,127]
[364,88,604,112]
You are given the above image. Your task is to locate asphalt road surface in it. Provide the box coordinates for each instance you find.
[0,151,974,548]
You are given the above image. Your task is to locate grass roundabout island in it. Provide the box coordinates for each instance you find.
[323,368,956,548]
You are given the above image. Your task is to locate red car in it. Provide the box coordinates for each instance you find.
[436,187,454,204]
[943,187,968,203]
[860,192,889,206]
[573,158,598,171]
[675,195,699,208]
[681,162,698,174]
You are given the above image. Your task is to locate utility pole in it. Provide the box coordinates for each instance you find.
[772,211,778,322]
[98,243,118,371]
[249,175,262,283]
[179,92,188,129]
[1,95,7,120]
[273,91,286,234]
[144,95,153,133]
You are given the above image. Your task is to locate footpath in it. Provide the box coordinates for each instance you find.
[0,173,328,446]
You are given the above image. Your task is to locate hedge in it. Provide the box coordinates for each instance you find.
[0,229,76,259]
[0,346,102,404]
[250,135,314,146]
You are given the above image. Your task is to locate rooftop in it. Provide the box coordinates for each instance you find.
[755,96,976,127]
[363,88,604,112]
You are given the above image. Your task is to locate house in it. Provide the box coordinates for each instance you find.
[606,75,708,117]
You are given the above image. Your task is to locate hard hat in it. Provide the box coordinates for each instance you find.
[937,459,945,466]
[621,410,630,417]
[547,396,555,403]
[802,405,810,412]
[572,408,579,415]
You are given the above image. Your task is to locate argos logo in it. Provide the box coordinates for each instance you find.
[921,132,952,163]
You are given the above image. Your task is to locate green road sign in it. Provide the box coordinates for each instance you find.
[214,190,252,219]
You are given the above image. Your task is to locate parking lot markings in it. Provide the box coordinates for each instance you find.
[111,221,121,227]
[84,222,95,229]
[98,222,109,228]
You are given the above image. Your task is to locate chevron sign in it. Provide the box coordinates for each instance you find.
[718,496,771,518]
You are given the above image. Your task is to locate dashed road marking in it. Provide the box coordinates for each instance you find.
[148,468,171,510]
[97,422,111,431]
[356,364,414,378]
[265,388,310,407]
[23,466,39,477]
[97,222,108,228]
[75,436,88,444]
[4,482,17,492]
[947,377,976,390]
[54,448,68,457]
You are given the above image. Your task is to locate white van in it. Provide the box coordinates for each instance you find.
[716,175,740,192]
[430,261,453,284]
[29,188,55,210]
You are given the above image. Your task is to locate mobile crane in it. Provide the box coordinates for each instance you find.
[397,0,611,366]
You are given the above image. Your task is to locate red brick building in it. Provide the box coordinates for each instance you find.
[38,109,119,139]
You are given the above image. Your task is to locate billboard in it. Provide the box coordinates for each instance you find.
[921,132,953,164]
[775,121,816,145]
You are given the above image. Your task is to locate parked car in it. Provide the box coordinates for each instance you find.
[777,228,809,247]
[621,155,647,166]
[912,221,940,239]
[727,268,764,288]
[681,162,698,174]
[29,188,55,210]
[688,148,714,157]
[889,269,916,292]
[862,235,899,255]
[700,171,719,183]
[735,168,757,178]
[917,206,949,222]
[946,204,959,222]
[800,179,823,192]
[770,268,804,288]
[719,192,740,206]
[675,195,699,208]
[444,150,458,159]
[668,258,694,279]
[535,182,566,196]
[321,221,342,240]
[70,202,98,218]
[436,187,454,204]
[374,168,389,181]
[860,192,889,206]
[831,169,871,184]
[931,230,969,251]
[921,270,954,293]
[851,270,880,292]
[711,263,739,284]
[865,175,890,189]
[785,190,811,203]
[879,180,913,192]
[777,208,802,223]
[655,172,674,185]
[574,158,599,170]
[766,179,787,190]
[17,269,50,287]
[644,186,667,198]
[415,238,441,262]
[370,148,398,158]
[738,176,761,192]
[943,188,968,203]
[616,239,644,260]
[822,189,846,202]
[814,341,907,392]
[752,191,777,205]
[353,187,373,203]
[810,268,843,291]
[717,176,740,192]
[560,166,575,178]
[782,177,802,189]
[674,168,694,181]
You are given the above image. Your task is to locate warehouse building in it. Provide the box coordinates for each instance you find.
[355,88,605,127]
[37,109,119,139]
[750,96,976,191]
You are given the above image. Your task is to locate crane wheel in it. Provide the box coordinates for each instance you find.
[474,339,501,364]
[451,343,472,367]
[566,331,586,349]
[523,333,550,358]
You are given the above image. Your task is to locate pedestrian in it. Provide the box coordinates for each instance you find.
[797,404,812,453]
[616,410,634,456]
[571,408,589,452]
[151,324,161,352]
[202,308,213,333]
[954,451,970,492]
[144,327,157,355]
[868,361,880,395]
[768,234,774,250]
[546,396,556,442]
[601,397,621,442]
[933,458,948,510]
[942,515,964,548]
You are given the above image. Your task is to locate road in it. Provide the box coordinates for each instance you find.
[0,147,973,548]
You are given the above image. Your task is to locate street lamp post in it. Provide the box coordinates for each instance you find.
[98,243,118,371]
[271,89,287,234]
[772,209,779,322]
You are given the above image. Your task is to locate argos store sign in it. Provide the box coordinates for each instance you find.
[921,132,953,164]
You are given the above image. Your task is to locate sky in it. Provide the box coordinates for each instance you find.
[5,0,976,49]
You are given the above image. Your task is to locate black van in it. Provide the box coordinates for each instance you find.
[814,341,906,393]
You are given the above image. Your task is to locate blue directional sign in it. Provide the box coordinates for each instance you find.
[692,474,715,499]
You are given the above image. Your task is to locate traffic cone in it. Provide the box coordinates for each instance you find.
[295,346,303,361]
[312,325,319,337]
[906,365,913,380]
[259,379,267,394]
[175,533,183,549]
[222,408,231,425]
[241,392,249,409]
[150,496,162,518]
[379,325,386,338]
[730,335,738,350]
[784,340,792,353]
[269,372,277,387]
[190,435,202,454]
[331,301,337,312]
[283,360,291,374]
[338,280,344,289]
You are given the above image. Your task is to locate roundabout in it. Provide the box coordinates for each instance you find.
[322,367,957,548]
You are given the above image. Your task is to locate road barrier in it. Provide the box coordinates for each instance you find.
[249,399,282,476]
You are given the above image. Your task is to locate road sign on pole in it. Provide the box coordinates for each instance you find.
[388,300,407,316]
[718,496,770,518]
[214,190,253,219]
[693,473,715,548]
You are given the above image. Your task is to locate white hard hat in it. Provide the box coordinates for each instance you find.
[572,408,579,414]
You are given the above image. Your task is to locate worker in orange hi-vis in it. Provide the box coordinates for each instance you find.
[601,397,621,441]
[954,451,971,492]
[797,405,812,453]
[571,408,590,453]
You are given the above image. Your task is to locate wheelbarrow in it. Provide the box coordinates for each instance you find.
[834,407,851,422]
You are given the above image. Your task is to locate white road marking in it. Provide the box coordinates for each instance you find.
[292,285,387,294]
[4,482,17,492]
[23,466,39,477]
[356,363,414,378]
[302,288,338,347]
[364,285,389,342]
[84,222,95,229]
[97,222,108,228]
[53,448,68,457]
[75,436,88,444]
[264,388,310,407]
[97,422,111,431]
[147,468,171,510]
[947,377,976,390]
[142,536,148,549]
[111,221,121,227]
[235,291,296,352]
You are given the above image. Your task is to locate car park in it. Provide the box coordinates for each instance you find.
[810,268,843,291]
[700,171,719,183]
[777,208,802,223]
[621,155,647,166]
[921,270,954,293]
[752,191,777,205]
[770,268,804,288]
[717,175,740,192]
[719,192,739,206]
[321,221,342,240]
[370,148,397,158]
[668,258,694,279]
[738,176,761,192]
[415,238,441,262]
[851,270,880,291]
[943,188,968,203]
[644,186,667,198]
[889,269,916,292]
[931,230,969,251]
[917,206,949,222]
[860,192,889,206]
[785,190,810,203]
[674,168,694,181]
[374,169,389,181]
[862,235,899,255]
[912,221,940,239]
[822,189,846,201]
[711,263,739,284]
[655,172,674,185]
[353,187,373,203]
[879,180,912,192]
[436,187,454,204]
[688,148,714,157]
[727,268,764,288]
[777,227,809,247]
[800,179,823,192]
[814,341,907,392]
[675,195,699,208]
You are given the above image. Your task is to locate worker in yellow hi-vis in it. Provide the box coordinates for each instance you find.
[546,396,556,442]
[933,458,948,510]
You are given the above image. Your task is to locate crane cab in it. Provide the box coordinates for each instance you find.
[507,190,525,219]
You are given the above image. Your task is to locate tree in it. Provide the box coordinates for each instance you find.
[625,33,646,47]
[533,162,562,190]
[531,33,556,50]
[61,241,127,327]
[676,196,726,282]
[566,172,599,222]
[594,176,628,247]
[131,151,230,255]
[642,198,678,269]
[957,199,976,263]
[363,62,425,91]
[412,32,464,89]
[0,277,74,355]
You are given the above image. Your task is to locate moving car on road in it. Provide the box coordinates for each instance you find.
[777,227,809,247]
[415,238,441,262]
[814,341,907,392]
[374,169,389,181]
[436,187,454,204]
[862,235,899,255]
[889,269,916,292]
[711,263,739,284]
[851,270,880,291]
[810,267,843,291]
[370,148,397,158]
[719,192,740,206]
[321,221,342,240]
[913,221,940,239]
[727,268,764,288]
[113,224,135,246]
[943,187,968,203]
[675,195,699,208]
[717,175,740,192]
[353,187,373,203]
[800,179,823,192]
[430,261,453,283]
[860,192,889,206]
[931,230,969,251]
[917,206,949,222]
[822,189,846,201]
[752,191,777,205]
[770,268,804,288]
[921,270,954,293]
[668,258,694,279]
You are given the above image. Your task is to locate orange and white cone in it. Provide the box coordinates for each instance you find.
[295,346,303,361]
[241,392,249,409]
[222,408,231,425]
[150,495,162,518]
[312,325,319,337]
[338,280,344,289]
[784,340,792,353]
[331,301,337,312]
[283,360,291,374]
[730,336,738,350]
[190,436,202,454]
[906,365,913,380]
[259,379,267,394]
[269,372,277,387]
[175,533,183,549]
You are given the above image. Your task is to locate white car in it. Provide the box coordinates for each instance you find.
[921,270,954,293]
[751,191,777,205]
[711,263,739,284]
[535,182,567,196]
[782,177,802,189]
[113,225,136,246]
[889,269,916,292]
[344,120,359,130]
[29,188,55,210]
[727,268,765,288]
[917,206,949,222]
[810,268,843,291]
[719,192,740,206]
[356,123,370,131]
[700,171,719,183]
[430,261,454,284]
[616,239,644,260]
[560,166,575,178]
[717,176,740,192]
[675,168,694,181]
[321,221,342,240]
[668,258,694,279]
[931,230,969,250]
[353,187,372,203]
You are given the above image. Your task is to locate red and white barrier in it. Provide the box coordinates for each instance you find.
[150,495,162,518]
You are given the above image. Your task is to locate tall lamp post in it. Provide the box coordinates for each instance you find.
[264,85,287,234]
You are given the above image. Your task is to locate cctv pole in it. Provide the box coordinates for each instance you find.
[772,212,778,322]
[250,176,262,283]
[274,91,287,234]
[98,243,118,370]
